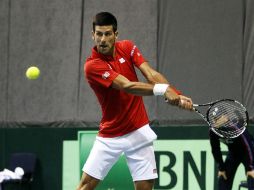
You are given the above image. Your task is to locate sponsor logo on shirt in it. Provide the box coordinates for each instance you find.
[119,58,125,64]
[131,45,136,57]
[102,71,110,79]
[107,64,112,69]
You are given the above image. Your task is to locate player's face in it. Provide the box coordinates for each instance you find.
[92,25,118,56]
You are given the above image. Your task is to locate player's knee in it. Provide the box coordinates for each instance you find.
[76,180,87,190]
[77,173,100,190]
[76,185,81,190]
[76,182,93,190]
[135,179,155,190]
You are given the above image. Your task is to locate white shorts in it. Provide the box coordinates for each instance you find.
[82,124,158,181]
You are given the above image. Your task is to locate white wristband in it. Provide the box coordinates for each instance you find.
[153,84,169,96]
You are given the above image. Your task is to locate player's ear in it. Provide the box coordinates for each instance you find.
[91,31,95,40]
[115,31,118,39]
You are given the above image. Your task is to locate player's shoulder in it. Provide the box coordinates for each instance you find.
[85,57,101,66]
[117,40,135,48]
[116,40,136,51]
[85,58,101,72]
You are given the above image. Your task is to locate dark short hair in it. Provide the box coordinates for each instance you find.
[93,12,117,32]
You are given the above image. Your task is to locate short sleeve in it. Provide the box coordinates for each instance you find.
[85,60,119,88]
[125,40,146,67]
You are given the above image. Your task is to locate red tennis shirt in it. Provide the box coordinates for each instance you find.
[85,40,149,137]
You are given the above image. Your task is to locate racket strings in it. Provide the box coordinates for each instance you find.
[207,101,247,138]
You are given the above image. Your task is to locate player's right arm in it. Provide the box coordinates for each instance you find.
[111,74,182,106]
[86,58,191,109]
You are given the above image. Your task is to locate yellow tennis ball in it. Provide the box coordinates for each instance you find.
[26,66,40,80]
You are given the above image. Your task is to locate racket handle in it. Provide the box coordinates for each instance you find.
[193,104,198,107]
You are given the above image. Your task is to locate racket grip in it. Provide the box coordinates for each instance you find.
[193,104,198,107]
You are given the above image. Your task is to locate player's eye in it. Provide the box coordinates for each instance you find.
[105,32,113,36]
[95,32,103,37]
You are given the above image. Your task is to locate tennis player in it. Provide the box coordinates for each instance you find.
[77,12,193,190]
[209,128,254,190]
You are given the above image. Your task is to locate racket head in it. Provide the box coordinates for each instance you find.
[206,99,249,138]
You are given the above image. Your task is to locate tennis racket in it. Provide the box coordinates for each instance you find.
[193,99,249,138]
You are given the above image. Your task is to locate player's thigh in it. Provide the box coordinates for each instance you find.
[125,143,158,181]
[82,137,123,180]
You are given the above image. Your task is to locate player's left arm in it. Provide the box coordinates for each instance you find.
[111,69,191,108]
[138,62,169,84]
[138,62,192,106]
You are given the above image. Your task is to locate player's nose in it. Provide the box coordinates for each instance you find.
[101,34,106,42]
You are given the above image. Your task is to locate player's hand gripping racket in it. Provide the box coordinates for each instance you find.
[193,99,249,138]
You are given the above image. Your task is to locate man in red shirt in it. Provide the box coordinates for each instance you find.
[77,12,193,190]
